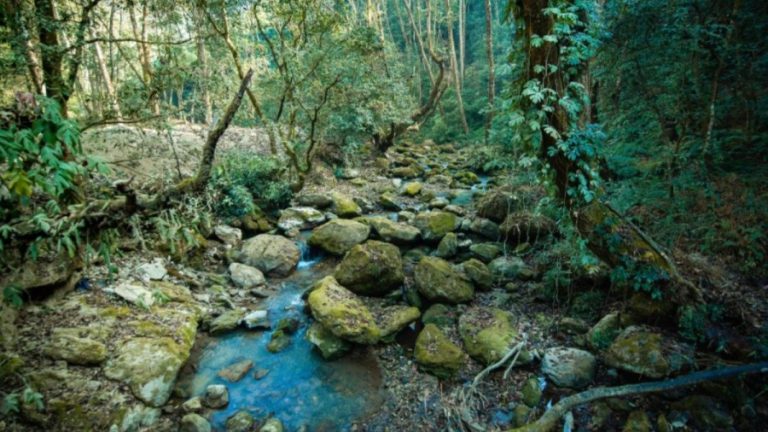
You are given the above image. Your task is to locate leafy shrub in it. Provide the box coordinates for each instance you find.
[208,152,292,218]
[679,303,724,345]
[570,291,606,322]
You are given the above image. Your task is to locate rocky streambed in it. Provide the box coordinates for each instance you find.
[1,140,764,432]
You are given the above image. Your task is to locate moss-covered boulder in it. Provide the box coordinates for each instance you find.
[458,307,531,365]
[414,324,465,378]
[476,188,521,222]
[209,309,246,335]
[488,256,536,281]
[379,192,403,211]
[604,326,692,378]
[334,240,404,296]
[376,305,421,341]
[225,410,254,432]
[587,312,623,350]
[541,347,597,389]
[435,232,458,258]
[361,216,420,244]
[422,304,456,329]
[309,219,370,256]
[403,182,423,196]
[413,211,458,242]
[469,243,502,262]
[239,234,300,276]
[414,256,475,304]
[331,192,362,217]
[622,410,652,432]
[306,322,351,359]
[461,259,493,290]
[104,335,195,407]
[499,212,556,244]
[469,218,501,240]
[43,328,109,365]
[277,206,326,231]
[307,276,380,344]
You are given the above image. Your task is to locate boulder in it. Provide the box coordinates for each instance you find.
[362,216,420,244]
[458,307,531,365]
[422,304,456,328]
[203,384,229,409]
[521,377,542,407]
[306,322,351,360]
[403,182,423,196]
[476,188,521,222]
[104,335,195,407]
[331,192,362,217]
[376,306,421,341]
[214,225,242,245]
[461,259,494,290]
[414,256,475,304]
[587,312,622,350]
[228,263,266,289]
[414,324,464,378]
[469,218,501,240]
[499,212,556,243]
[429,197,450,209]
[218,360,253,383]
[309,219,370,255]
[390,166,420,179]
[469,243,502,262]
[209,310,245,335]
[225,410,255,432]
[44,328,108,365]
[136,259,167,281]
[277,207,326,231]
[414,211,458,241]
[488,256,536,281]
[180,414,211,432]
[296,193,333,209]
[241,310,270,330]
[604,326,692,378]
[260,418,284,432]
[239,234,300,276]
[435,232,458,258]
[113,282,155,307]
[307,276,380,344]
[622,410,651,432]
[334,240,404,296]
[379,192,403,211]
[541,347,597,389]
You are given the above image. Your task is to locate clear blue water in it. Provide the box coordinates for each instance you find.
[182,239,383,431]
[450,175,490,206]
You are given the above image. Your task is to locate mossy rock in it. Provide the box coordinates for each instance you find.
[458,307,531,365]
[402,182,423,196]
[307,276,380,344]
[104,336,195,407]
[360,216,420,244]
[413,211,458,242]
[422,304,456,329]
[306,322,351,359]
[309,219,370,256]
[331,192,362,218]
[622,410,652,432]
[521,377,542,407]
[43,330,108,365]
[239,234,300,276]
[414,256,475,304]
[604,326,692,378]
[209,309,246,335]
[461,259,493,290]
[379,192,402,211]
[587,312,623,350]
[499,212,556,244]
[267,329,291,353]
[414,324,465,378]
[334,240,404,296]
[469,243,502,263]
[435,232,458,258]
[376,305,421,341]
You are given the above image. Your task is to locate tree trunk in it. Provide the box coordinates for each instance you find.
[13,0,45,95]
[484,0,495,144]
[129,1,159,115]
[518,0,701,304]
[91,29,122,120]
[34,0,67,114]
[444,0,469,134]
[458,0,465,80]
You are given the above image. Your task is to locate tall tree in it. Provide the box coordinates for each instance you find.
[484,0,495,144]
[444,0,469,133]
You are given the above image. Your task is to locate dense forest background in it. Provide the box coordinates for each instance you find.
[1,0,768,430]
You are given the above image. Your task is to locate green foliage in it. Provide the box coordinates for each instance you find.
[2,284,23,309]
[208,152,292,218]
[679,303,724,345]
[1,386,43,416]
[569,290,605,322]
[152,197,211,259]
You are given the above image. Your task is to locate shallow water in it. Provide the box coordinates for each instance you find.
[450,175,490,206]
[182,238,384,431]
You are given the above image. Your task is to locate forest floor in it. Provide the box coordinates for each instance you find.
[1,125,767,432]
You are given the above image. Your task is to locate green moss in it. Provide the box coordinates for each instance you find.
[0,353,24,380]
[99,306,132,319]
[459,307,531,365]
[307,276,380,344]
[414,324,464,378]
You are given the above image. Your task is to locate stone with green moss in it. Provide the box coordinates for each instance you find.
[413,211,458,242]
[587,312,622,350]
[414,256,474,304]
[622,410,652,432]
[44,329,108,365]
[422,304,455,329]
[376,305,421,341]
[209,309,245,335]
[604,326,691,378]
[469,243,502,262]
[379,192,402,210]
[225,410,254,432]
[360,216,420,244]
[331,192,362,217]
[239,234,300,276]
[461,259,494,290]
[306,322,351,359]
[458,307,531,365]
[403,182,423,196]
[334,240,404,296]
[414,324,465,378]
[307,276,380,344]
[435,232,458,258]
[309,219,370,256]
[104,334,196,407]
[521,377,542,407]
[181,413,212,432]
[267,329,291,353]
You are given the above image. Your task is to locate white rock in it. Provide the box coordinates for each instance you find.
[229,263,266,288]
[277,207,326,232]
[136,259,166,281]
[241,310,270,329]
[214,225,243,245]
[113,282,155,307]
